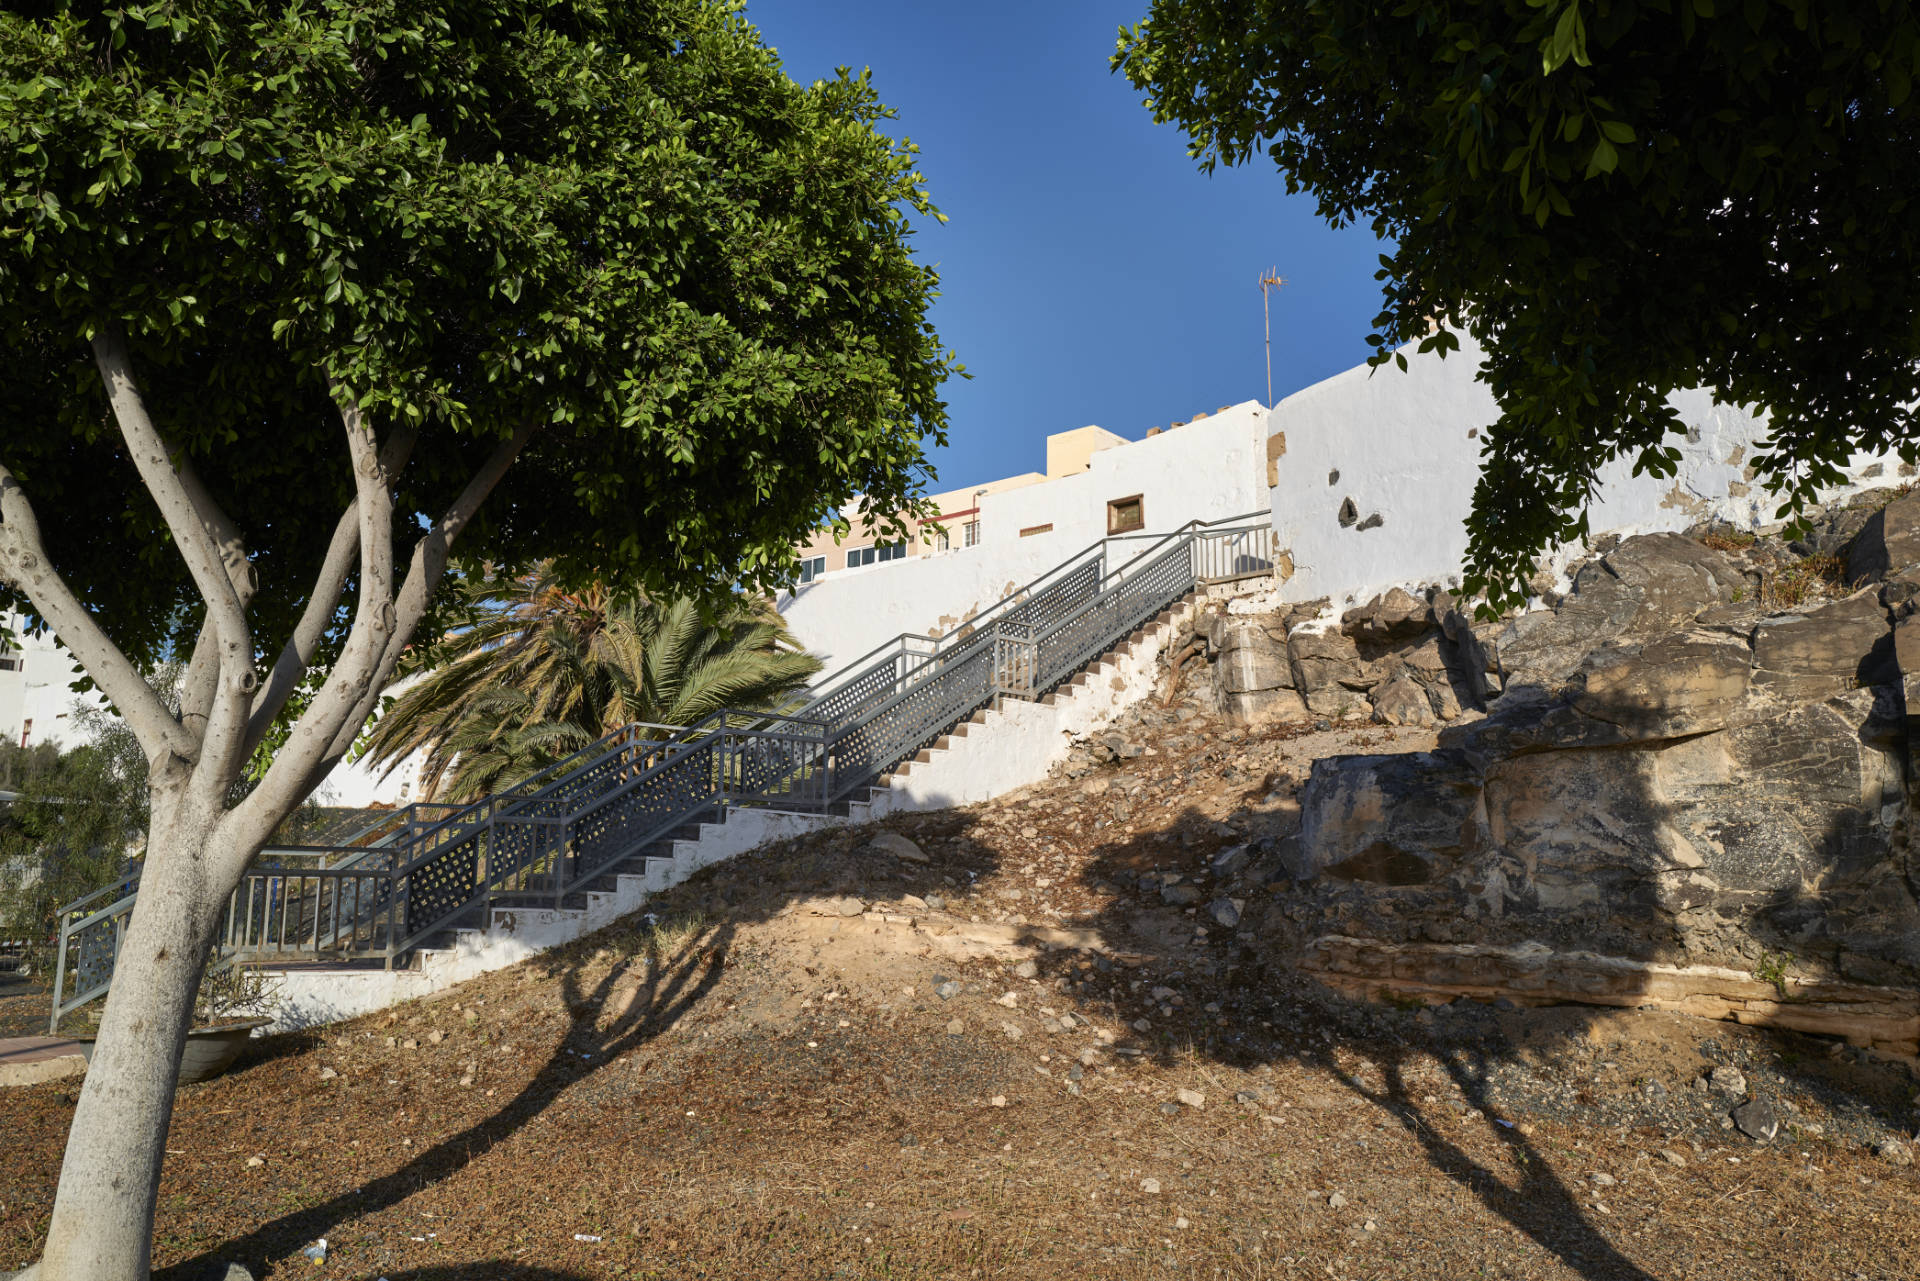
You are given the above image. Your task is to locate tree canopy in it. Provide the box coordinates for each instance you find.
[2,0,954,667]
[1117,0,1920,608]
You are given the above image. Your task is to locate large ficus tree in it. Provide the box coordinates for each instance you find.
[0,2,951,1276]
[1117,0,1920,609]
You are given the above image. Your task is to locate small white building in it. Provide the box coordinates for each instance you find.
[0,612,100,752]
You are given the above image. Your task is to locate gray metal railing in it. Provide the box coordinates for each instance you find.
[50,513,1275,1029]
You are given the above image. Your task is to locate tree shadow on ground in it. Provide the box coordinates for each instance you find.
[360,1268,589,1281]
[155,917,738,1281]
[1047,803,1653,1281]
[1053,688,1918,1281]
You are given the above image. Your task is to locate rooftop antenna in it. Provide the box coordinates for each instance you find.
[1258,269,1287,407]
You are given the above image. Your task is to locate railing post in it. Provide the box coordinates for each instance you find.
[48,913,70,1035]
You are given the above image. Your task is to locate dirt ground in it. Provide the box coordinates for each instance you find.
[4,710,1918,1280]
[0,969,50,1039]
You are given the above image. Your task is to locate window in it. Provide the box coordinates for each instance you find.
[847,541,907,569]
[934,528,951,553]
[0,656,19,672]
[798,555,826,584]
[1019,523,1054,538]
[1107,494,1145,535]
[963,520,981,548]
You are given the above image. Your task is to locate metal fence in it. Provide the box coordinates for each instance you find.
[50,513,1276,1029]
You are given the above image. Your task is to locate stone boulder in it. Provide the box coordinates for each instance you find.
[1569,633,1753,740]
[1498,533,1748,689]
[1292,750,1487,884]
[1369,669,1435,727]
[1211,619,1308,725]
[1845,488,1920,584]
[1286,626,1374,717]
[1749,589,1895,700]
[1343,586,1432,646]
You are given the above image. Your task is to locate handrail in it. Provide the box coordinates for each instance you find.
[52,512,1277,1025]
[792,511,1255,709]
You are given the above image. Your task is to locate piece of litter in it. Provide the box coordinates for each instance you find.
[1495,1119,1515,1128]
[574,1233,603,1242]
[301,1238,328,1265]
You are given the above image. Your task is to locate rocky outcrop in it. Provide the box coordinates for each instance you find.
[1167,583,1494,729]
[1284,489,1920,1031]
[1300,936,1920,1057]
[1292,751,1485,884]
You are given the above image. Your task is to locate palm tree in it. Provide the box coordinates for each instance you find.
[359,564,823,802]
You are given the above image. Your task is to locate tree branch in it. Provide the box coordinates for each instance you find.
[174,451,259,738]
[0,461,193,761]
[233,422,537,842]
[244,425,418,755]
[92,325,254,714]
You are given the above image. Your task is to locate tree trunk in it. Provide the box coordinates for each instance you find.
[34,804,230,1281]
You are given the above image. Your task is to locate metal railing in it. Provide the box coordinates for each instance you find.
[50,513,1276,1029]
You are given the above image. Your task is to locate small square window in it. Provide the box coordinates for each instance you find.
[846,546,877,568]
[877,541,906,563]
[1107,494,1145,535]
[799,555,826,584]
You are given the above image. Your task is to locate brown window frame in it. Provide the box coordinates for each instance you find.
[1106,494,1145,535]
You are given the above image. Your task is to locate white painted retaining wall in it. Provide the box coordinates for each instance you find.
[780,403,1269,672]
[1266,335,1907,608]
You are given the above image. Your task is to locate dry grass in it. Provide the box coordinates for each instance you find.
[5,883,1918,1280]
[1763,554,1854,609]
[6,712,1919,1280]
[1699,529,1757,552]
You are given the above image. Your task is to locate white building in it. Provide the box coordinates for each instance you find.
[779,337,1906,673]
[1263,334,1903,609]
[0,612,100,752]
[780,401,1276,671]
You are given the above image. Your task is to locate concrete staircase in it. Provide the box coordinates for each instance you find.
[264,578,1258,1028]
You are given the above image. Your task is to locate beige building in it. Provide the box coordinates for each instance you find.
[793,425,1130,583]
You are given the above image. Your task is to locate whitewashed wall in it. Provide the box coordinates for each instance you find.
[0,613,107,752]
[1266,336,1906,608]
[779,403,1270,672]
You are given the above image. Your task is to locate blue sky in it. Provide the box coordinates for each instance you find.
[746,0,1394,494]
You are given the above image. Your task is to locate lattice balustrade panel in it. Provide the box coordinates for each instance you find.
[1037,545,1193,689]
[828,642,993,795]
[565,738,722,879]
[403,833,485,935]
[72,913,123,998]
[997,555,1102,631]
[487,819,552,891]
[808,652,908,730]
[723,730,827,808]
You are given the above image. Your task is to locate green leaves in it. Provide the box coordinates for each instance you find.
[1541,2,1592,75]
[0,0,955,666]
[1119,0,1920,608]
